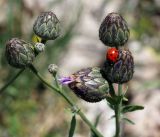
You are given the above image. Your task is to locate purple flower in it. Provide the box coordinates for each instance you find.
[58,77,74,85]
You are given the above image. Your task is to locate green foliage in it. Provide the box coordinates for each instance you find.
[68,114,77,137]
[8,114,22,137]
[122,105,144,113]
[90,113,102,137]
[122,117,135,125]
[1,0,157,137]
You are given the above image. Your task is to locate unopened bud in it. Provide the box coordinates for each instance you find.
[48,64,58,76]
[62,67,110,103]
[33,11,61,41]
[34,42,45,53]
[101,48,134,84]
[99,12,130,47]
[5,38,35,68]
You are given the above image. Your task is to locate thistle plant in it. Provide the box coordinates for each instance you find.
[5,38,35,68]
[0,11,144,137]
[33,11,61,43]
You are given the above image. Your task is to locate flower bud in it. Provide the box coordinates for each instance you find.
[101,48,134,84]
[48,64,58,76]
[99,12,129,47]
[60,67,110,103]
[33,11,60,40]
[34,42,45,53]
[5,38,35,68]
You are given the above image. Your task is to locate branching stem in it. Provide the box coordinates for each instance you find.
[29,65,103,137]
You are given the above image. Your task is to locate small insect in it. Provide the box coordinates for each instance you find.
[106,48,119,62]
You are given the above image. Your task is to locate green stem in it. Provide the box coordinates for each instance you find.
[29,65,103,137]
[118,84,122,96]
[109,82,116,97]
[0,69,25,94]
[115,84,122,137]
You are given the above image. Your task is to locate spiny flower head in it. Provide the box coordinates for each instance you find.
[33,11,61,40]
[99,12,130,47]
[5,38,35,68]
[59,67,110,103]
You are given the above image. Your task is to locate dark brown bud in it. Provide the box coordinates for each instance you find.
[99,12,130,47]
[66,67,110,102]
[5,38,35,68]
[101,48,134,84]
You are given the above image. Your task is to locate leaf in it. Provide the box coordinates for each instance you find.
[123,97,128,101]
[106,96,116,110]
[108,83,116,97]
[116,95,123,104]
[123,117,135,125]
[108,115,115,120]
[122,105,144,113]
[94,113,102,127]
[90,113,102,137]
[68,115,76,137]
[107,103,115,110]
[106,96,116,105]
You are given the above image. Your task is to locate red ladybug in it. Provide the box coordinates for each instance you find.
[106,48,119,62]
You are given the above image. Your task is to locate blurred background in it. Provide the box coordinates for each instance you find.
[0,0,160,137]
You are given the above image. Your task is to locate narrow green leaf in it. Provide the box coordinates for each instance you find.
[107,103,115,110]
[94,113,102,127]
[122,105,144,113]
[123,97,128,101]
[68,115,76,137]
[90,113,102,137]
[123,117,135,125]
[109,115,115,120]
[108,83,116,97]
[116,95,123,104]
[106,96,116,105]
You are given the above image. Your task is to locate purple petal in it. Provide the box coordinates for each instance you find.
[58,77,74,85]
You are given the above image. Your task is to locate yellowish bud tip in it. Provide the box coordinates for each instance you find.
[32,35,42,44]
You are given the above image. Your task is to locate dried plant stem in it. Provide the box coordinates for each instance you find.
[0,68,25,94]
[29,65,103,137]
[115,84,123,137]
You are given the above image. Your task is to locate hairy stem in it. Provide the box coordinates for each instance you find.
[29,65,103,137]
[115,84,122,137]
[0,68,25,94]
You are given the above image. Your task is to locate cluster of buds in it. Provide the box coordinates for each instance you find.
[99,12,134,84]
[5,11,61,69]
[5,11,134,103]
[61,12,134,103]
